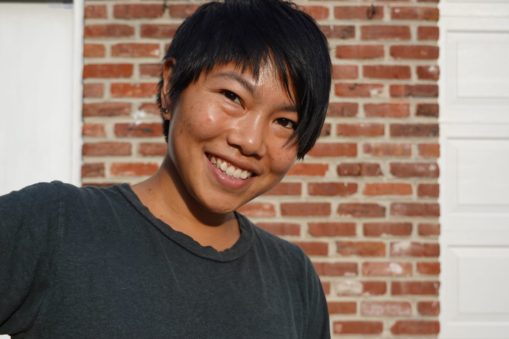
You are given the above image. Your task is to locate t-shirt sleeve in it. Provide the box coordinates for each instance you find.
[302,254,330,339]
[0,183,61,334]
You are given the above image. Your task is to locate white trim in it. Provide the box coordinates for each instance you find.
[71,0,84,186]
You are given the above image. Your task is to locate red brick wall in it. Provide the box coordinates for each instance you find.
[82,1,440,337]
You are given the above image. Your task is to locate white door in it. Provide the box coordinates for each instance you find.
[440,1,509,338]
[0,1,83,195]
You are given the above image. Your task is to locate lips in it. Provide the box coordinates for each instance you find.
[207,155,253,180]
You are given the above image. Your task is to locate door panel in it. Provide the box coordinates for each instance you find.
[0,2,82,195]
[440,3,509,337]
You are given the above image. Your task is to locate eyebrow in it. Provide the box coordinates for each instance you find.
[211,71,297,113]
[213,71,256,94]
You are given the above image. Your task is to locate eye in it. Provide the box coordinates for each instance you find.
[221,90,242,105]
[275,118,297,130]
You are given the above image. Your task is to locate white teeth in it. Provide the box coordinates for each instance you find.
[208,155,253,180]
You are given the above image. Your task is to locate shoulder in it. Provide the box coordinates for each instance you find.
[237,213,314,276]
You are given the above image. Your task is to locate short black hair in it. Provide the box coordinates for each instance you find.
[158,0,331,159]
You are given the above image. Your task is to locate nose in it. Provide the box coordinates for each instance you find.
[227,112,267,158]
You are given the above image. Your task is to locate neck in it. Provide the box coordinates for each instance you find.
[131,156,239,251]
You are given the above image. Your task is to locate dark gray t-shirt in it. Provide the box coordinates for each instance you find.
[0,182,330,338]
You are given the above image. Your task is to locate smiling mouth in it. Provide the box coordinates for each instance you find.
[207,155,253,180]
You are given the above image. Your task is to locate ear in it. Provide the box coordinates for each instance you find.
[160,58,176,120]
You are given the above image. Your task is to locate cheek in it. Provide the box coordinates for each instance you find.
[269,145,297,176]
[179,101,228,140]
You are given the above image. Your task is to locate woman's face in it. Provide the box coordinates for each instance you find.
[163,62,299,215]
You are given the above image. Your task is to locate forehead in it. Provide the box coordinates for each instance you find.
[202,61,296,101]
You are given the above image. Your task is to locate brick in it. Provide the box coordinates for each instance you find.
[113,4,164,19]
[81,163,105,178]
[300,5,329,20]
[418,183,439,198]
[391,241,439,257]
[84,4,107,19]
[363,222,412,237]
[390,123,439,137]
[84,44,105,58]
[328,302,357,315]
[288,163,328,176]
[111,162,159,177]
[417,262,440,275]
[308,182,357,196]
[419,223,440,236]
[334,6,384,20]
[361,281,387,296]
[281,202,331,216]
[337,163,382,177]
[337,241,386,257]
[361,25,411,40]
[419,143,440,158]
[83,83,103,98]
[314,262,358,277]
[334,280,363,295]
[327,102,358,117]
[337,123,384,137]
[391,162,439,178]
[141,24,179,39]
[416,103,439,117]
[84,24,134,38]
[334,321,383,335]
[418,301,440,316]
[139,142,166,156]
[111,83,157,98]
[362,262,412,277]
[418,26,439,40]
[83,102,132,117]
[140,63,161,77]
[138,103,160,115]
[391,203,440,217]
[319,25,355,39]
[266,182,302,196]
[363,65,411,79]
[338,203,386,218]
[336,45,384,59]
[391,45,439,59]
[82,142,131,157]
[237,202,276,217]
[168,4,199,18]
[114,123,163,138]
[82,123,105,137]
[111,43,160,58]
[361,301,412,317]
[335,83,384,97]
[83,64,133,79]
[332,65,358,80]
[257,222,301,236]
[391,7,439,21]
[364,103,410,118]
[320,123,331,137]
[417,65,440,80]
[308,222,356,237]
[308,143,357,157]
[363,143,411,157]
[322,282,331,295]
[293,241,329,256]
[391,320,440,335]
[390,84,438,98]
[392,281,439,295]
[364,183,412,196]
